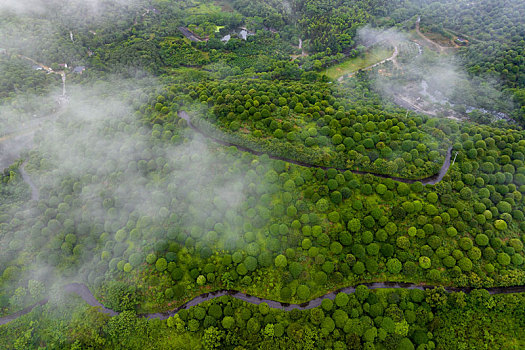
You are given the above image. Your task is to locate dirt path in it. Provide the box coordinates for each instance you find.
[19,55,67,97]
[415,17,455,53]
[337,46,398,82]
[291,38,308,60]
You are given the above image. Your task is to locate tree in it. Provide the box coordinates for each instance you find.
[497,252,511,266]
[347,218,361,232]
[197,275,206,285]
[458,257,473,271]
[321,317,335,335]
[275,254,287,268]
[297,285,311,300]
[289,262,303,279]
[475,234,489,246]
[386,258,402,274]
[398,337,415,350]
[202,327,224,349]
[363,327,377,342]
[353,261,365,274]
[104,311,143,348]
[355,285,369,301]
[155,258,167,272]
[222,316,235,329]
[335,293,349,307]
[419,256,431,269]
[247,318,261,334]
[494,220,507,231]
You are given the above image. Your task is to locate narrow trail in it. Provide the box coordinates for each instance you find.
[337,46,398,82]
[20,161,39,201]
[2,281,525,325]
[291,38,307,60]
[0,54,66,170]
[18,55,67,97]
[415,17,453,53]
[179,111,452,186]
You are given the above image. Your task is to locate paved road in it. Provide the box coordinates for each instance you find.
[2,281,523,325]
[179,111,453,186]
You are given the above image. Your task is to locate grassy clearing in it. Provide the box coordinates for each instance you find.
[186,1,223,15]
[322,47,392,80]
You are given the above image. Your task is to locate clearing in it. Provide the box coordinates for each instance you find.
[322,47,393,81]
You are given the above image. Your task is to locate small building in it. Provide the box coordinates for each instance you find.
[59,63,68,69]
[32,65,43,71]
[73,66,86,74]
[455,37,469,46]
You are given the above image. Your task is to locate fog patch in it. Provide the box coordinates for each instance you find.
[357,27,513,120]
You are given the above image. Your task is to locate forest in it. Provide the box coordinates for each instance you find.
[0,0,524,349]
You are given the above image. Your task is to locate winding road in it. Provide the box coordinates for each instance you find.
[0,115,513,327]
[179,111,453,186]
[2,281,525,325]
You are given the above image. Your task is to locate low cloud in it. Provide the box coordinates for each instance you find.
[354,27,512,119]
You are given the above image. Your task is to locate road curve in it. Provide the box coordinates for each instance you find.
[179,111,453,186]
[2,281,524,325]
